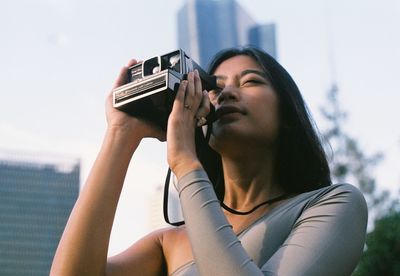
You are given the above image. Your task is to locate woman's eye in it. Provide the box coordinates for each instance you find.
[242,79,263,86]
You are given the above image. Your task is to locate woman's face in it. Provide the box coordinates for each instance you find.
[208,55,280,153]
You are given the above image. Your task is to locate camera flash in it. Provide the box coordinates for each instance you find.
[169,55,180,67]
[152,66,161,74]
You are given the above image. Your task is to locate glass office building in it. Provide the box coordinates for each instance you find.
[249,23,277,61]
[177,0,277,67]
[0,151,80,275]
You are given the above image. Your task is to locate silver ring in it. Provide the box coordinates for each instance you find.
[196,117,207,127]
[184,104,191,110]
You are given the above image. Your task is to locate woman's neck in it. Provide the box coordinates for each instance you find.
[221,149,284,211]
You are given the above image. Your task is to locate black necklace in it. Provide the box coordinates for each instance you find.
[221,193,289,215]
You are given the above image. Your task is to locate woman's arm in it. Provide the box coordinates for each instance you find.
[50,60,166,276]
[261,183,368,275]
[177,170,368,276]
[177,169,264,275]
[50,127,139,275]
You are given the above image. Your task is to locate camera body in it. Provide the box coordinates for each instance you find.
[112,49,217,130]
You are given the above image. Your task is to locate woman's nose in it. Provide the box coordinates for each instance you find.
[217,86,239,105]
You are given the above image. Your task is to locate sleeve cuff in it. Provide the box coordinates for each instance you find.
[177,169,210,193]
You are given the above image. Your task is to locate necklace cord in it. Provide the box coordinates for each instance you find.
[221,193,289,215]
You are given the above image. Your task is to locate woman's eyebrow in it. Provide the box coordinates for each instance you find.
[240,69,269,80]
[214,69,269,82]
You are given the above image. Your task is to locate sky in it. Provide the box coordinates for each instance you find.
[1,0,399,255]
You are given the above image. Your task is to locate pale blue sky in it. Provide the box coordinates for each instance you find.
[1,0,399,255]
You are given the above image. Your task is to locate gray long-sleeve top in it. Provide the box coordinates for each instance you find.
[172,169,368,276]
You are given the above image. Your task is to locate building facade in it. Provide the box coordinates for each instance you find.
[249,23,277,60]
[148,177,183,231]
[177,0,277,67]
[0,151,80,275]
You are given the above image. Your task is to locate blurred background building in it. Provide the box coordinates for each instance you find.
[148,180,183,230]
[0,151,80,276]
[148,185,169,230]
[177,0,277,67]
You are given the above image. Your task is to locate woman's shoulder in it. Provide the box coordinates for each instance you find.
[301,183,368,217]
[147,225,190,251]
[312,183,366,202]
[285,183,367,210]
[142,225,186,245]
[156,225,194,275]
[106,227,177,275]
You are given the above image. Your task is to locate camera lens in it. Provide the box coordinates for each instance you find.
[143,57,161,76]
[152,66,160,74]
[168,54,180,72]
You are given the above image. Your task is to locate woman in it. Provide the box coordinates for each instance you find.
[51,47,368,275]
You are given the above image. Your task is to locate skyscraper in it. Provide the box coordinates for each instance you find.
[0,150,80,276]
[148,185,169,230]
[148,179,183,231]
[177,0,277,67]
[249,23,277,60]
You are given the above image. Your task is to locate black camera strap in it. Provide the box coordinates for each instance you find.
[163,167,184,226]
[163,123,213,226]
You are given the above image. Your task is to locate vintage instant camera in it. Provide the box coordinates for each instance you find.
[112,49,217,130]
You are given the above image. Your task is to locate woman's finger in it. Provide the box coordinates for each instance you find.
[112,59,138,89]
[172,79,188,112]
[195,90,211,127]
[192,70,203,111]
[183,71,196,111]
[183,70,204,113]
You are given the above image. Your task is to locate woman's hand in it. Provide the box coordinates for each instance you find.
[106,59,166,141]
[167,70,211,179]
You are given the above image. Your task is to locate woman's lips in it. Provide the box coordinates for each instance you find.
[215,105,244,120]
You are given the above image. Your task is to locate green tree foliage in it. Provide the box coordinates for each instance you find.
[320,84,400,275]
[320,84,389,214]
[353,210,400,276]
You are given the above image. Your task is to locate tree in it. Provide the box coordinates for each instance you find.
[320,84,400,275]
[353,209,400,276]
[320,84,390,215]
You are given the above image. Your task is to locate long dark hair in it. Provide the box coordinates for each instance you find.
[198,47,331,200]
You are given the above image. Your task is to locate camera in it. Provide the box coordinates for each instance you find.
[112,49,217,130]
